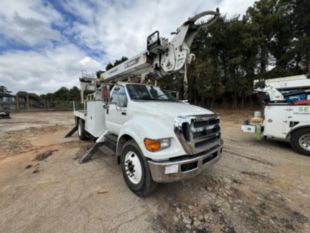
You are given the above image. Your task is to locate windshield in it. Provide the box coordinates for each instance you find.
[126,84,176,101]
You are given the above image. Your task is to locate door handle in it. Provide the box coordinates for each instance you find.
[121,112,127,115]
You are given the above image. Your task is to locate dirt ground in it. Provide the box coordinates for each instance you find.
[0,111,309,233]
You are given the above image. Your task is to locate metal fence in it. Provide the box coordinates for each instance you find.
[0,100,84,112]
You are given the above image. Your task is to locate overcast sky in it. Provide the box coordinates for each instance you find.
[0,0,256,94]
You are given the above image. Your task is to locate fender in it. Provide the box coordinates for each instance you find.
[117,114,186,161]
[287,122,310,140]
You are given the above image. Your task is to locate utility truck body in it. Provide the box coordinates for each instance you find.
[242,74,310,155]
[67,9,223,196]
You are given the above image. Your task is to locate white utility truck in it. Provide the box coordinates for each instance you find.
[66,9,223,196]
[242,74,310,156]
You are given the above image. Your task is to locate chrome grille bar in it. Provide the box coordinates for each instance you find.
[174,114,221,155]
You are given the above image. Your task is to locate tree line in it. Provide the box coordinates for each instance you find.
[40,86,81,109]
[40,86,80,102]
[186,0,309,108]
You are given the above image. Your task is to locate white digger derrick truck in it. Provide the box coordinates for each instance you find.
[242,74,310,156]
[66,9,223,196]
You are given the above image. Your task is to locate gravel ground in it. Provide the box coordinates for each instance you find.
[0,111,309,233]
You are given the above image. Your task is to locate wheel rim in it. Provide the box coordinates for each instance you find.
[299,134,310,151]
[124,151,142,184]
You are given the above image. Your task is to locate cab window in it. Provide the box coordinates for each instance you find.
[110,86,127,107]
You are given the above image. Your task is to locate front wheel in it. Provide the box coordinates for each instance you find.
[290,128,310,156]
[120,140,157,197]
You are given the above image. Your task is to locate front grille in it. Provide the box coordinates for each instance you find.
[193,126,220,138]
[195,135,220,148]
[191,116,220,151]
[175,114,221,155]
[193,118,219,128]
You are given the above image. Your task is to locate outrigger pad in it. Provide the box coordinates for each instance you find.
[79,142,105,164]
[64,125,78,138]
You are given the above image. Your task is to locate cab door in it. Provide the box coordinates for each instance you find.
[106,85,128,135]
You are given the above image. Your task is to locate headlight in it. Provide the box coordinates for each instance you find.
[144,138,171,152]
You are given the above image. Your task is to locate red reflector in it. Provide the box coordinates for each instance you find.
[294,99,310,105]
[103,89,109,98]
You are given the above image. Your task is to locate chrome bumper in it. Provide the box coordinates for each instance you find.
[148,142,223,183]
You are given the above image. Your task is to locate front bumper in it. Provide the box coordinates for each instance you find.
[148,141,223,183]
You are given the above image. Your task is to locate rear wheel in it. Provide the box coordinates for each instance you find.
[120,140,157,197]
[290,128,310,156]
[78,118,87,140]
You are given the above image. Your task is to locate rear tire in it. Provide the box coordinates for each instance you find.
[78,118,87,140]
[120,140,157,197]
[290,128,310,156]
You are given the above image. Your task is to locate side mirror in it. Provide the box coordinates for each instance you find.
[113,86,120,91]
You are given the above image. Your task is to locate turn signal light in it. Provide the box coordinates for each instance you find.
[144,138,171,152]
[144,138,161,152]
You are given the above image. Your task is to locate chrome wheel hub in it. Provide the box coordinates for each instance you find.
[124,151,142,184]
[299,134,310,151]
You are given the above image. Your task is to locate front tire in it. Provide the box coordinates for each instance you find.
[120,140,157,197]
[290,128,310,156]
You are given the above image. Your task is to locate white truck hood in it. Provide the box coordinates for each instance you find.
[130,101,214,118]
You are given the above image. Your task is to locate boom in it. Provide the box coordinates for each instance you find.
[102,9,220,83]
[254,74,310,104]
